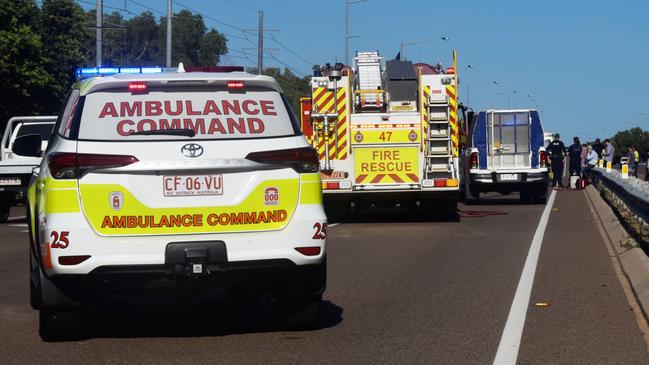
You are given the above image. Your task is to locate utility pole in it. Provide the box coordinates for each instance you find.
[166,0,172,67]
[96,0,102,67]
[258,11,263,74]
[244,13,277,74]
[344,0,366,66]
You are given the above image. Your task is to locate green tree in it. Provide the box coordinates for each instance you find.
[159,10,203,66]
[0,0,53,124]
[199,29,228,66]
[612,127,649,161]
[102,11,127,66]
[39,0,89,111]
[158,10,227,67]
[124,11,160,66]
[260,67,310,113]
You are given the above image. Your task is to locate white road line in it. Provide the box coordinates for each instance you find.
[493,189,557,365]
[9,223,27,228]
[328,223,339,228]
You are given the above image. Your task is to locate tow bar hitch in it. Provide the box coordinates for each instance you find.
[164,241,227,279]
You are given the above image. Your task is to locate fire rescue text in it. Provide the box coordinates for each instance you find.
[360,150,412,172]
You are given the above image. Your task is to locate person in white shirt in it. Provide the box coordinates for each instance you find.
[582,144,598,179]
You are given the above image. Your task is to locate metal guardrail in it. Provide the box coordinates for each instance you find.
[592,167,649,232]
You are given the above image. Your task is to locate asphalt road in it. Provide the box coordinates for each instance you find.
[1,191,648,364]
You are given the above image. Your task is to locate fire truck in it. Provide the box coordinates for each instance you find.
[300,50,466,217]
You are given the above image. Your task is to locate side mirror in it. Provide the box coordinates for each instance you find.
[12,134,42,157]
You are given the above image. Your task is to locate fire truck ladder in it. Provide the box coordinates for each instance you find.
[424,95,454,178]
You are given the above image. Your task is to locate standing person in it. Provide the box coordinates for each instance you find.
[547,133,567,188]
[567,137,582,176]
[603,139,615,165]
[627,146,637,176]
[582,144,598,180]
[592,138,604,159]
[581,143,587,169]
[633,147,640,164]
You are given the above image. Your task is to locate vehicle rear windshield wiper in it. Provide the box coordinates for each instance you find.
[130,128,196,137]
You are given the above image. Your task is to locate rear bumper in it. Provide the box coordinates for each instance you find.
[324,190,458,206]
[468,171,549,192]
[41,259,327,309]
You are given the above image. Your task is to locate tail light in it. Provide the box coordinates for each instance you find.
[469,152,479,169]
[227,80,245,89]
[246,147,319,173]
[128,82,148,94]
[48,152,139,179]
[58,255,91,265]
[539,150,548,168]
[295,247,321,256]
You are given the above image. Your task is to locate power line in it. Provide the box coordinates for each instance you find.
[266,51,307,77]
[173,0,250,34]
[265,16,337,59]
[267,33,314,66]
[128,0,166,16]
[77,0,136,16]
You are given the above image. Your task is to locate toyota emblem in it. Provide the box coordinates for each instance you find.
[181,143,204,158]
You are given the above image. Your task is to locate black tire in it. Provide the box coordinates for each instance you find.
[39,309,83,341]
[467,184,480,204]
[533,185,548,204]
[273,294,322,330]
[0,192,13,223]
[28,205,41,310]
[30,278,40,310]
[519,189,532,203]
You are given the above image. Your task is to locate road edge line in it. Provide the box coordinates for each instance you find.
[584,186,649,352]
[492,189,557,365]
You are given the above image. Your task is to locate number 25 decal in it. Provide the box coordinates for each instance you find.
[312,223,327,240]
[50,231,70,249]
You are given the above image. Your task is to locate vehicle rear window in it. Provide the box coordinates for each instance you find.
[17,124,55,141]
[78,86,298,141]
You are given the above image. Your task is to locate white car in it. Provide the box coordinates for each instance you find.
[0,117,56,222]
[20,66,327,340]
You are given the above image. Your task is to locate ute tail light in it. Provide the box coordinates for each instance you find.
[469,152,479,169]
[48,153,139,179]
[539,150,548,168]
[246,147,319,173]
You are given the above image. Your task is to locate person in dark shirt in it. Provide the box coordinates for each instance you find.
[592,138,604,159]
[567,137,582,176]
[546,133,566,187]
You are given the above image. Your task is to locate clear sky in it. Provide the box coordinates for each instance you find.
[89,0,649,141]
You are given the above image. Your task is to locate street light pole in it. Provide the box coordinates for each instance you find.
[400,37,449,60]
[466,80,498,108]
[345,0,367,66]
[496,90,518,109]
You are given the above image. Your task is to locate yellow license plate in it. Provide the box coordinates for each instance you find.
[354,147,419,184]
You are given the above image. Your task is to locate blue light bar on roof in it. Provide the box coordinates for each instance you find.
[75,66,164,79]
[141,67,163,74]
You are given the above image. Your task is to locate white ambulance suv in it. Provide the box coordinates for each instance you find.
[18,66,327,340]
